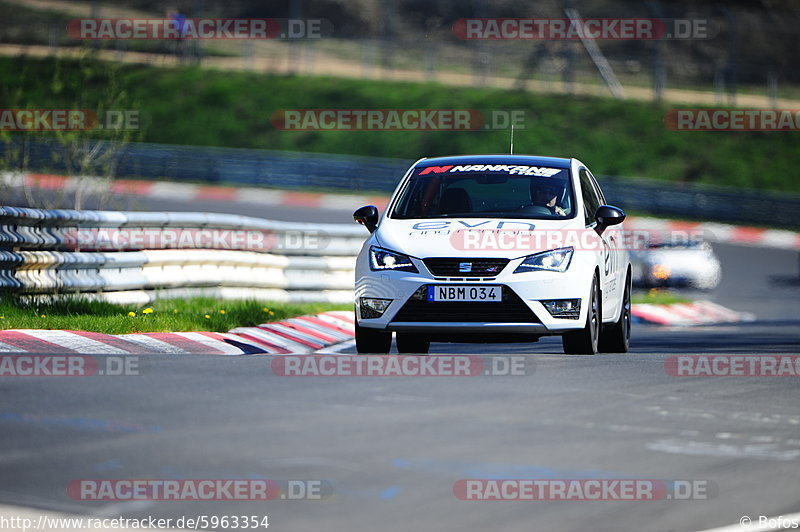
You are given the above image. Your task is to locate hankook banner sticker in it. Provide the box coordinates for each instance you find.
[418,165,563,177]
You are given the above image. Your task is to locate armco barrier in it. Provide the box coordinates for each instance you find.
[3,138,800,228]
[0,206,364,304]
[0,138,410,194]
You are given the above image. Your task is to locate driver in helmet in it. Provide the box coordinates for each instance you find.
[532,183,567,216]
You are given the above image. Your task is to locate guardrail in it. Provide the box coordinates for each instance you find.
[4,138,800,228]
[0,206,364,305]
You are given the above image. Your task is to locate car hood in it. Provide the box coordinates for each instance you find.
[373,217,581,259]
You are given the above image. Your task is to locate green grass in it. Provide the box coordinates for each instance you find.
[0,296,349,334]
[1,55,799,192]
[631,289,691,306]
[0,290,690,332]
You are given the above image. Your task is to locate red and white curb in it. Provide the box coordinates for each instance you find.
[631,300,755,326]
[0,301,755,353]
[0,311,355,355]
[7,172,799,250]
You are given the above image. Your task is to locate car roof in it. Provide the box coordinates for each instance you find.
[415,154,573,169]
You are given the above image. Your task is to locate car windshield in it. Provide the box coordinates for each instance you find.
[390,164,575,219]
[647,238,709,249]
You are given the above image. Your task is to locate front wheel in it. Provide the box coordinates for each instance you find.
[355,322,391,354]
[598,272,631,353]
[396,333,430,354]
[562,275,600,355]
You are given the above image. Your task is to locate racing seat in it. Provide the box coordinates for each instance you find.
[439,188,473,214]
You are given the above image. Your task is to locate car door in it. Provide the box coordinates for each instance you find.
[579,168,621,321]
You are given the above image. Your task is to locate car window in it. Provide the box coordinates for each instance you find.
[391,164,575,220]
[586,170,606,204]
[579,168,602,226]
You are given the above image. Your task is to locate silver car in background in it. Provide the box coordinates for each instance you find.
[631,237,722,290]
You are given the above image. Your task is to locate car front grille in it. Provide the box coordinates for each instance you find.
[422,257,510,277]
[391,285,539,323]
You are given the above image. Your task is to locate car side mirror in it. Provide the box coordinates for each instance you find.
[594,205,626,234]
[353,205,379,233]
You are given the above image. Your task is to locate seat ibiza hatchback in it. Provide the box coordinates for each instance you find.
[352,155,632,355]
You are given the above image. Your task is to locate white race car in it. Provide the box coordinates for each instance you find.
[631,237,722,290]
[352,155,632,355]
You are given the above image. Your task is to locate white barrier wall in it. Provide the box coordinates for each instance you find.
[0,206,363,304]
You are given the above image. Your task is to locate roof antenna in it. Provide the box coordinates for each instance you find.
[510,124,515,155]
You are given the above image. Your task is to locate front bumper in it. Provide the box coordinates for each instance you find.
[389,322,547,333]
[355,252,595,334]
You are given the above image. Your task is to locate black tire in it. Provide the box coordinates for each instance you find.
[355,322,391,354]
[562,275,600,355]
[599,272,631,353]
[396,332,430,354]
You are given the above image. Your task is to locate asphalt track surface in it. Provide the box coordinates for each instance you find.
[1,351,799,532]
[1,189,799,531]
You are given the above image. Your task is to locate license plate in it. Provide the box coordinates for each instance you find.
[427,285,502,302]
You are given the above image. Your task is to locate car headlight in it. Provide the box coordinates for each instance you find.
[369,246,418,273]
[514,247,574,273]
[651,264,671,280]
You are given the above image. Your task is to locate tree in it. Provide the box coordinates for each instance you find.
[0,50,143,210]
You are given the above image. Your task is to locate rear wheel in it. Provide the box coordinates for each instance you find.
[396,333,430,354]
[599,272,631,353]
[355,322,391,354]
[562,275,600,355]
